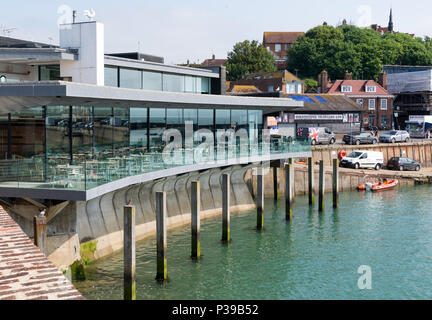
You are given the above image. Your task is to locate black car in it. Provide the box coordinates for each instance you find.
[343,132,378,145]
[387,157,421,171]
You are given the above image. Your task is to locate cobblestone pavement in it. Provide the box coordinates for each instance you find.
[0,207,84,300]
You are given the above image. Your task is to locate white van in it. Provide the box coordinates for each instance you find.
[340,150,384,170]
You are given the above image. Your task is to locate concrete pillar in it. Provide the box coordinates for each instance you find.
[222,174,231,242]
[285,163,293,221]
[319,160,325,212]
[33,215,47,256]
[333,159,339,209]
[308,157,315,205]
[191,181,201,259]
[156,192,167,281]
[273,167,279,200]
[257,167,264,230]
[123,205,136,300]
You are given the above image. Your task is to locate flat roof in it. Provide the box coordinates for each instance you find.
[0,81,303,114]
[0,48,77,65]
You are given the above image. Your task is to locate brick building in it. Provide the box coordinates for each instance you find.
[263,32,304,70]
[321,71,394,130]
[226,70,303,95]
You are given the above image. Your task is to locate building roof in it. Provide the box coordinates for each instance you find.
[0,36,57,48]
[327,80,393,97]
[263,32,304,44]
[201,58,227,67]
[242,70,302,82]
[227,85,262,94]
[284,94,364,112]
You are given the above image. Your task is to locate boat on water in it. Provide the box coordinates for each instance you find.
[358,179,399,192]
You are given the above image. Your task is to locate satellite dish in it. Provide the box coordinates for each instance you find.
[83,9,96,21]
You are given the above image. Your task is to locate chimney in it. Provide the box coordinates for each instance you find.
[212,54,216,60]
[73,10,77,24]
[344,72,353,80]
[318,70,328,93]
[379,72,388,89]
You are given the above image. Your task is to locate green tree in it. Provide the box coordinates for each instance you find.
[226,40,276,81]
[287,24,432,81]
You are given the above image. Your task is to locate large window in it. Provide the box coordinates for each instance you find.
[143,71,163,91]
[149,108,166,151]
[130,108,148,152]
[184,76,196,93]
[105,66,118,87]
[93,107,114,159]
[113,107,130,155]
[163,74,184,93]
[39,65,61,81]
[120,68,142,89]
[71,106,93,164]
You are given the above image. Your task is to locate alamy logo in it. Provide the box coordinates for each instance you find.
[357,265,372,290]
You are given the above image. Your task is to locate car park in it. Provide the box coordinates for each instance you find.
[387,157,421,171]
[379,130,410,143]
[339,150,384,170]
[343,132,378,145]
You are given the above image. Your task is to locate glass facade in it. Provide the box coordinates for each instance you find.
[105,65,212,94]
[0,105,310,192]
[39,65,61,81]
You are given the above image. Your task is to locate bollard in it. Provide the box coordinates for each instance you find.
[191,181,201,259]
[257,167,264,230]
[156,192,167,281]
[124,205,136,300]
[308,157,315,205]
[285,163,293,220]
[319,160,325,212]
[273,167,279,200]
[33,215,47,256]
[333,159,339,209]
[222,174,231,242]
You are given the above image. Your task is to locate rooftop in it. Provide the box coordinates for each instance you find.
[263,32,305,44]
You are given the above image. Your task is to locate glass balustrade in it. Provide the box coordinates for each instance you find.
[0,137,311,192]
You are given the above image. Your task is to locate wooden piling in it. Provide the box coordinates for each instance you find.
[308,157,315,205]
[319,160,325,212]
[222,174,231,242]
[156,192,167,281]
[191,181,201,259]
[257,167,264,230]
[285,163,293,220]
[124,205,136,300]
[333,159,339,209]
[33,215,47,256]
[273,167,279,200]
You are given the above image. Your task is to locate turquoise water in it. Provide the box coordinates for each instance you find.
[73,185,432,300]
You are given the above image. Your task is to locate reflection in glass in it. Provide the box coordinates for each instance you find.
[130,108,148,153]
[105,66,118,87]
[0,114,9,160]
[113,107,130,156]
[149,108,166,151]
[94,107,114,160]
[120,68,142,89]
[163,74,184,93]
[72,106,93,164]
[143,71,163,91]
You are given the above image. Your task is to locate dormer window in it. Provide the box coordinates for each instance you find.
[366,86,376,93]
[341,85,352,93]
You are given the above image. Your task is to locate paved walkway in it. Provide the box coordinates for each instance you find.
[0,207,84,300]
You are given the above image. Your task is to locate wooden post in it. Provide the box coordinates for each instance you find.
[191,181,200,259]
[33,215,47,256]
[156,192,167,281]
[308,157,315,205]
[333,159,339,209]
[124,205,136,300]
[285,163,293,220]
[222,174,231,242]
[257,167,264,230]
[273,167,279,200]
[319,160,325,212]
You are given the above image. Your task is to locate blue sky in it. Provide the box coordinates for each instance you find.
[1,0,431,64]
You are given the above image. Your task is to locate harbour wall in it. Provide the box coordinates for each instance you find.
[312,141,432,168]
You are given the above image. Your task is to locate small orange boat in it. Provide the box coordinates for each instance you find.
[358,179,399,191]
[371,179,399,192]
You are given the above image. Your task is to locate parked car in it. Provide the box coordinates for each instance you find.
[379,130,410,143]
[296,127,336,145]
[343,132,378,145]
[387,157,421,171]
[340,150,384,170]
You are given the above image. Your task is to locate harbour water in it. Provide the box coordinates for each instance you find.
[73,185,432,300]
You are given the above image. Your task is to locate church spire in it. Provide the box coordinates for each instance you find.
[388,8,394,32]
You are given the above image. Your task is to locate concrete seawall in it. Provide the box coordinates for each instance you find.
[312,141,432,168]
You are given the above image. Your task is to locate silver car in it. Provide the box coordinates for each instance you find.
[379,130,410,143]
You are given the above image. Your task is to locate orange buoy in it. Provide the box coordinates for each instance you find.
[338,150,347,160]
